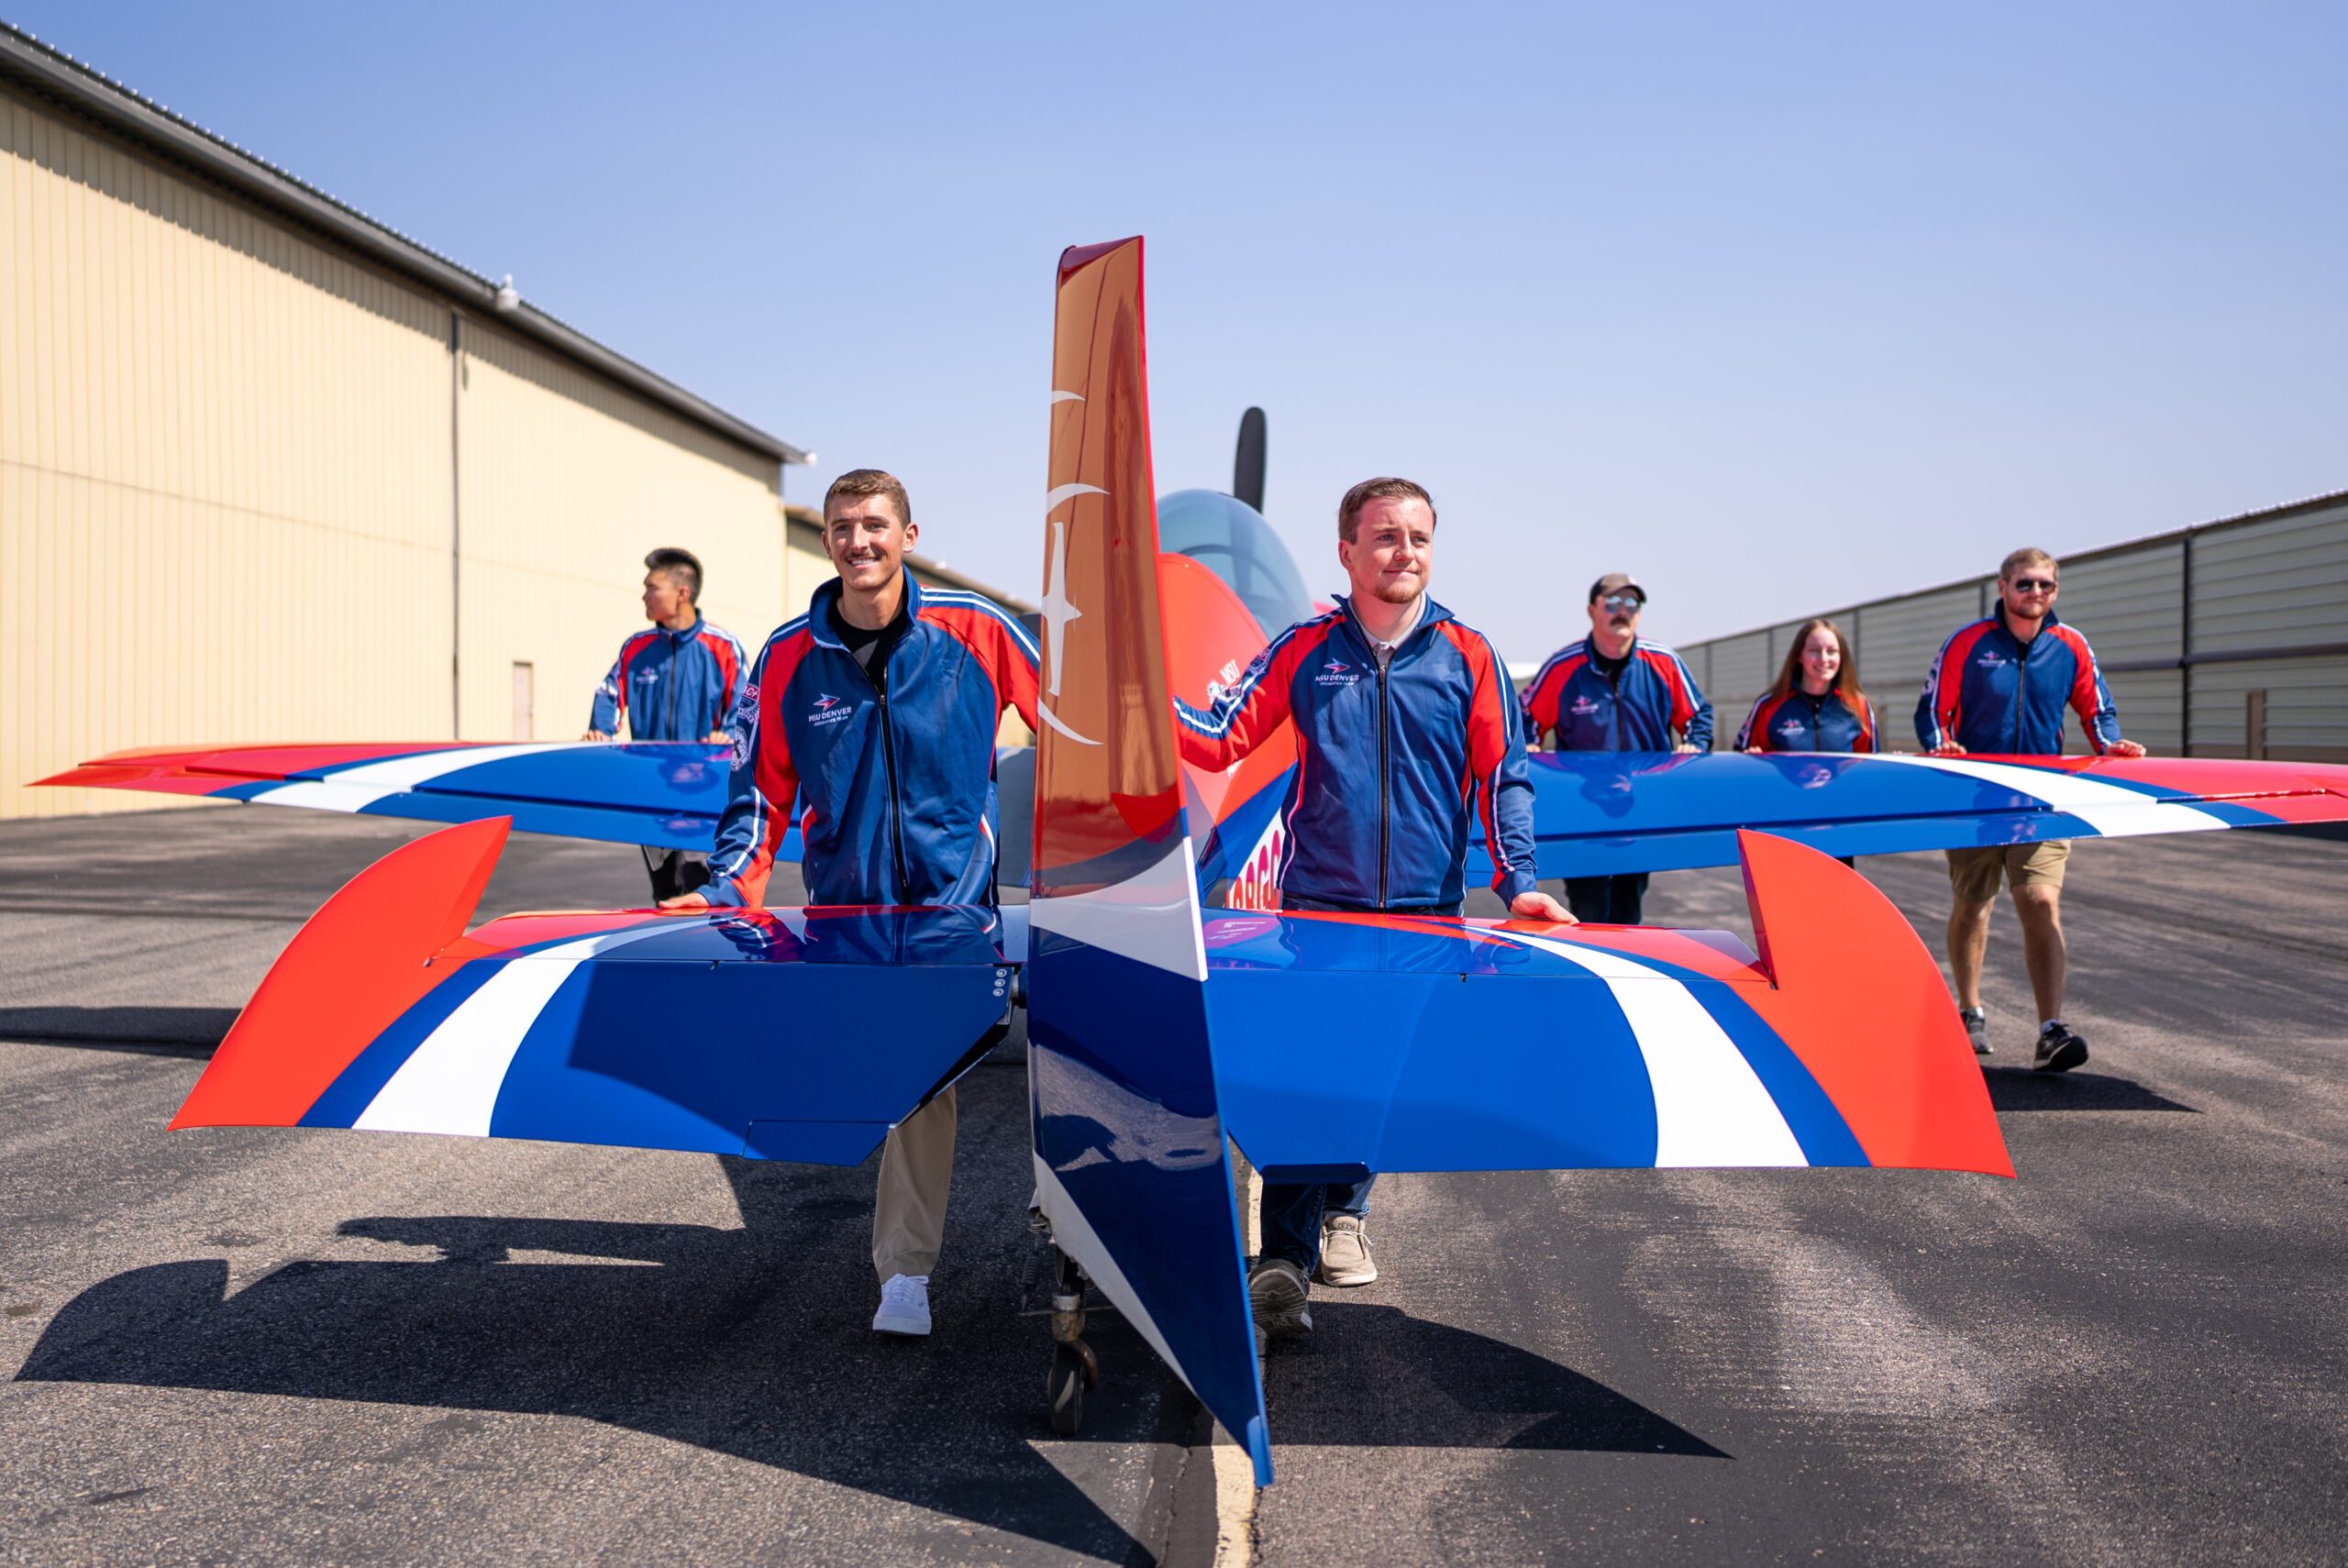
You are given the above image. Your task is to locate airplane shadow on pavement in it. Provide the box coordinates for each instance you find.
[15,1154,1721,1556]
[0,1005,234,1055]
[1979,1066,2197,1113]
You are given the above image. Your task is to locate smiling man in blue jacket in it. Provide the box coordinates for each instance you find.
[662,470,1038,1339]
[1176,476,1571,1342]
[1918,547,2145,1072]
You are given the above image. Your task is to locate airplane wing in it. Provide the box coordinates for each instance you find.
[33,739,779,855]
[1479,750,2348,880]
[172,815,1011,1165]
[1028,237,2009,1487]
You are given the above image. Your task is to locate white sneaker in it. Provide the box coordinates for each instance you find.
[1315,1214,1379,1286]
[872,1273,932,1336]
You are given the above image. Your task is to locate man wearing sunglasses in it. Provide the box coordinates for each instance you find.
[1522,573,1713,923]
[1917,547,2145,1072]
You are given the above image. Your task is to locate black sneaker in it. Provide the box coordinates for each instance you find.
[2032,1021,2088,1074]
[1247,1257,1313,1342]
[1960,1007,1992,1056]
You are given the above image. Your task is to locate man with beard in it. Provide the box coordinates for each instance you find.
[1521,574,1713,923]
[1174,476,1571,1342]
[661,469,1039,1339]
[1918,547,2143,1070]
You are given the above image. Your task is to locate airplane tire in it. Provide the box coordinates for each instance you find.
[1047,1342,1088,1434]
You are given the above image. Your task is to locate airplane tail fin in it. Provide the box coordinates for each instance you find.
[1027,237,1272,1485]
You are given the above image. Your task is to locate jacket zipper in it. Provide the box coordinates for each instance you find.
[873,667,906,906]
[2010,627,2031,754]
[1375,656,1392,909]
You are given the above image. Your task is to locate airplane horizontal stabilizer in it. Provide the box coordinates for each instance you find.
[1207,829,2012,1181]
[173,818,1012,1162]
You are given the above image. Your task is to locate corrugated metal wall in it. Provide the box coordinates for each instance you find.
[2,83,810,817]
[3,88,453,819]
[453,321,787,741]
[1677,494,2348,759]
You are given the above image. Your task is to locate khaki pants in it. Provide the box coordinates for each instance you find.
[871,1087,957,1282]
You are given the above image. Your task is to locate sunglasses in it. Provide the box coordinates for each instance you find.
[1599,594,1645,613]
[2009,577,2058,593]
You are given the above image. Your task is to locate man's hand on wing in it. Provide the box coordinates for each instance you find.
[1510,889,1578,924]
[581,729,613,743]
[2107,739,2147,758]
[1931,741,1967,756]
[659,891,710,911]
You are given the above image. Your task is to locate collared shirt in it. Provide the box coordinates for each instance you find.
[1358,594,1426,671]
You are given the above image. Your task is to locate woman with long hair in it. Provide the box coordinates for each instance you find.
[1734,617,1877,754]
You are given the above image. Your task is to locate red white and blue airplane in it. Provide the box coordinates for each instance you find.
[34,238,2348,1485]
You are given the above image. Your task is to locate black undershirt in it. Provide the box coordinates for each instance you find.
[837,597,912,690]
[1590,643,1633,688]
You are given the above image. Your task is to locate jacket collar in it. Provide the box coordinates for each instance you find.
[809,573,925,651]
[1333,592,1453,650]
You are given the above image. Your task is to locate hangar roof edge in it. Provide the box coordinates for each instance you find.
[0,22,812,469]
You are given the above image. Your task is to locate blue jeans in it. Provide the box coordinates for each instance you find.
[1565,872,1649,923]
[1259,1176,1374,1273]
[1253,889,1434,1272]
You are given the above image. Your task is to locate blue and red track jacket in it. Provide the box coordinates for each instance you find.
[588,617,747,741]
[1914,607,2122,755]
[1173,595,1539,911]
[1522,637,1714,752]
[708,577,1039,909]
[1734,688,1879,753]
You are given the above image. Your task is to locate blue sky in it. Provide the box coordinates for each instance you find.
[11,2,2343,657]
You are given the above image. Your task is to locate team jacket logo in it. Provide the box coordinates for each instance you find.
[1571,695,1604,717]
[1974,650,2004,668]
[809,692,855,726]
[1777,717,1807,740]
[1315,658,1359,687]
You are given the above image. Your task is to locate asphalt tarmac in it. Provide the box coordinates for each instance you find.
[3,807,2344,1565]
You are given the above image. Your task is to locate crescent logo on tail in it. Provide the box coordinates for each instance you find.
[1039,472,1107,745]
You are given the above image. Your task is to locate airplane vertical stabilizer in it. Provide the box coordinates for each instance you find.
[1027,237,1272,1484]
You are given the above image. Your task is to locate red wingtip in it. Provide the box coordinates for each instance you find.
[1736,830,2015,1178]
[171,818,511,1131]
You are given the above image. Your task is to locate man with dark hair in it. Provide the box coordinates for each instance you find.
[1522,574,1713,923]
[665,469,1039,1340]
[583,547,747,900]
[1918,547,2144,1070]
[1176,475,1570,1340]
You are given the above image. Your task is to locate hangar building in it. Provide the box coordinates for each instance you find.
[1676,490,2348,763]
[2,25,1027,823]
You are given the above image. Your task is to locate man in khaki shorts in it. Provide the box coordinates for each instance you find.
[1916,548,2145,1070]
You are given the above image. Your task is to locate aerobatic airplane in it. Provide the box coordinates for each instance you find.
[34,237,2348,1484]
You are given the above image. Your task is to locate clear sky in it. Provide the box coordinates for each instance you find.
[10,1,2343,657]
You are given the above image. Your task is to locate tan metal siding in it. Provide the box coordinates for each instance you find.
[452,321,785,739]
[4,88,452,820]
[2190,501,2348,655]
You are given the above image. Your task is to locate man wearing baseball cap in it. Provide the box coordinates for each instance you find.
[1521,573,1713,923]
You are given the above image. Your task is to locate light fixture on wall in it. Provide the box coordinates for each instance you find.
[493,274,521,313]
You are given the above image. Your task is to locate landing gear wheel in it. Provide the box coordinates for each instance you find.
[1045,1244,1100,1435]
[1047,1341,1091,1434]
